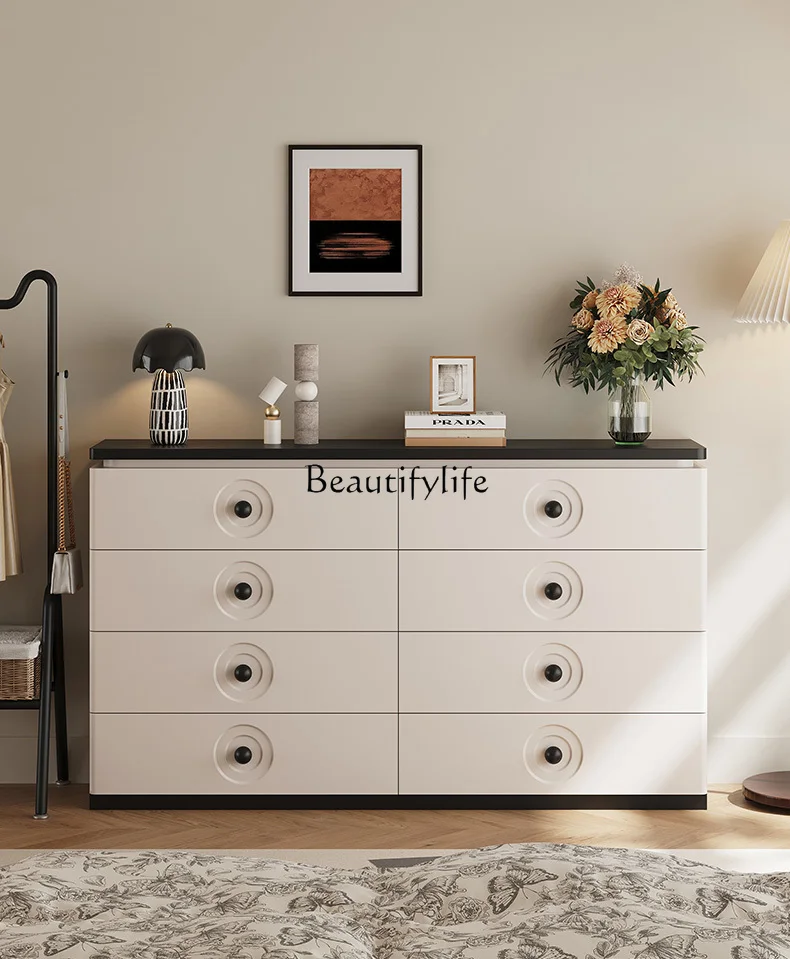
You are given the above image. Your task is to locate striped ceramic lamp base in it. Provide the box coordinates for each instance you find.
[149,369,189,446]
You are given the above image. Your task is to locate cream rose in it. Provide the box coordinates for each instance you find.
[626,318,654,345]
[655,291,680,324]
[582,290,598,310]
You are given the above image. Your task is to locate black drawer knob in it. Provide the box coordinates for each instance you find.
[544,582,563,601]
[234,663,253,683]
[234,500,253,518]
[544,500,563,519]
[544,745,563,765]
[234,582,253,601]
[234,745,253,765]
[544,664,563,683]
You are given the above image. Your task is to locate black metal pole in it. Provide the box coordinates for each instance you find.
[53,593,69,784]
[0,270,58,562]
[35,591,54,817]
[0,270,63,819]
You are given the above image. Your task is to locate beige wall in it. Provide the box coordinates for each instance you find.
[1,0,788,783]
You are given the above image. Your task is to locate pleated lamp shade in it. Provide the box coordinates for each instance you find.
[734,221,790,323]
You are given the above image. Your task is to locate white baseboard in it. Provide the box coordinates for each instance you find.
[708,735,790,783]
[1,734,784,790]
[0,736,89,784]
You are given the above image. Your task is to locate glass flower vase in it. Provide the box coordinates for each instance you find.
[608,375,651,445]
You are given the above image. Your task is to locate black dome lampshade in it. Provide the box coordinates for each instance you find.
[132,323,205,447]
[132,324,206,374]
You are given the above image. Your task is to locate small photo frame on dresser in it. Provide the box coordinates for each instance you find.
[289,144,422,296]
[430,356,476,414]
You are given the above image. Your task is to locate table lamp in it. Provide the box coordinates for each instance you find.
[133,323,205,446]
[735,221,790,808]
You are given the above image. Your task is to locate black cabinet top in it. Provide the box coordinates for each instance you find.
[90,438,706,461]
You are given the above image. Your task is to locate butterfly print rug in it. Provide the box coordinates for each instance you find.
[1,843,789,957]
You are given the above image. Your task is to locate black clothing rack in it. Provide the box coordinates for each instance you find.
[0,270,69,819]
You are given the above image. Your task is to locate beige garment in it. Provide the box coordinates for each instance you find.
[0,368,22,579]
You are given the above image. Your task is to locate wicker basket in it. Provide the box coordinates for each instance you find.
[0,626,43,701]
[0,656,41,700]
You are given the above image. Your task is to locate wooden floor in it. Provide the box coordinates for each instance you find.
[0,785,788,850]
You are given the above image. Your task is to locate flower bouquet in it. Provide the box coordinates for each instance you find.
[545,265,704,444]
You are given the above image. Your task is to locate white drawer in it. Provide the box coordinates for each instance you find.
[90,466,397,550]
[90,550,397,632]
[399,632,706,713]
[90,713,397,795]
[399,713,706,795]
[91,632,397,713]
[399,467,706,550]
[399,550,705,632]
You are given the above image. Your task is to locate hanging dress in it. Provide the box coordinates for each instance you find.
[0,368,22,579]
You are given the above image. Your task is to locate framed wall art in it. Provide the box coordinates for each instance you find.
[430,355,476,414]
[289,144,422,296]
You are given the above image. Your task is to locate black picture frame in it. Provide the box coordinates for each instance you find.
[288,144,423,296]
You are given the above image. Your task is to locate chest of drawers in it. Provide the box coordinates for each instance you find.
[88,438,707,809]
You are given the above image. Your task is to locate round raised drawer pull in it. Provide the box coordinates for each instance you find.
[234,746,253,765]
[544,500,563,519]
[544,582,563,601]
[234,663,253,683]
[544,663,563,683]
[234,500,253,519]
[544,745,563,765]
[234,582,253,601]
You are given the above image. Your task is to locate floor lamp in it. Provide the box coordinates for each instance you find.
[735,221,790,809]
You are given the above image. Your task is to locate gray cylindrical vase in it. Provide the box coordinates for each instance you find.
[294,400,319,445]
[294,343,319,384]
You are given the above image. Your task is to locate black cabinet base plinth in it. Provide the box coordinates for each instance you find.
[742,771,790,810]
[89,794,707,811]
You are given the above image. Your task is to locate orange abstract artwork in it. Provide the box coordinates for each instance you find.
[309,168,402,273]
[289,144,421,294]
[310,169,402,221]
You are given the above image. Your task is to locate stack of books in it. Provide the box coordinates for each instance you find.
[404,411,507,447]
